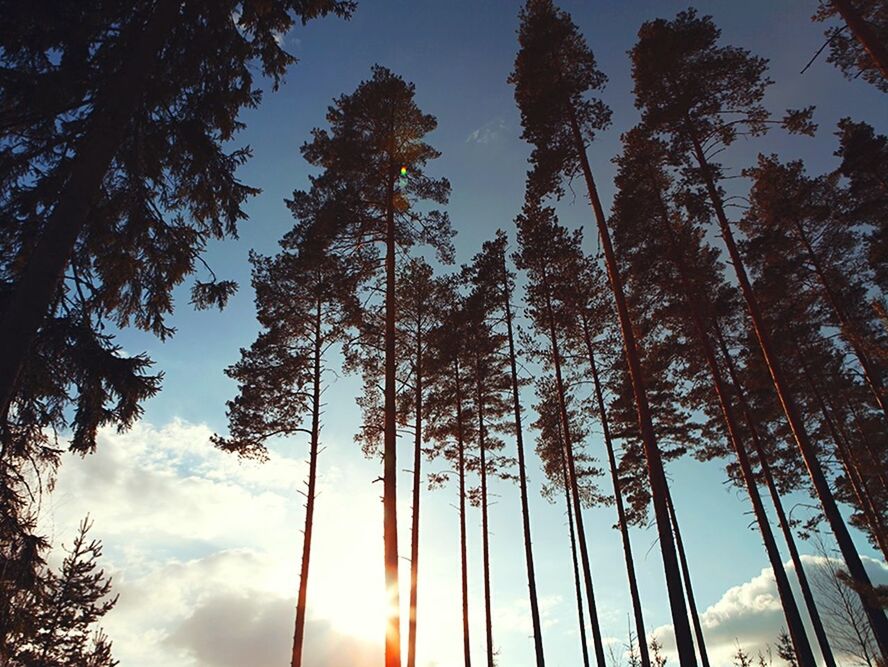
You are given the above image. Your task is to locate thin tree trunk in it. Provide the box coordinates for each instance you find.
[502,260,546,666]
[791,220,888,422]
[542,276,606,666]
[580,316,651,667]
[801,366,888,561]
[687,124,888,661]
[567,110,697,666]
[714,323,839,667]
[407,318,424,667]
[830,0,888,81]
[383,164,401,667]
[475,361,495,667]
[562,452,591,667]
[455,358,472,667]
[655,200,816,664]
[846,399,888,494]
[665,485,711,667]
[291,298,323,667]
[0,0,181,422]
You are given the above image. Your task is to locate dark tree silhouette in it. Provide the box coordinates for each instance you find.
[631,10,888,658]
[510,4,699,659]
[296,65,453,666]
[813,1,888,90]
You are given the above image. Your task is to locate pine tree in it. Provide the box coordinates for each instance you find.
[213,188,363,666]
[296,65,453,666]
[813,0,888,90]
[465,232,546,665]
[631,10,888,658]
[0,0,355,425]
[510,4,698,658]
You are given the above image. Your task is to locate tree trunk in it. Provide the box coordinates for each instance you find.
[0,0,182,422]
[802,366,888,561]
[455,358,472,667]
[383,165,401,667]
[291,298,323,667]
[830,0,888,81]
[846,399,888,494]
[580,316,651,667]
[502,260,546,666]
[567,110,697,665]
[665,486,711,667]
[542,277,606,666]
[655,199,816,665]
[791,219,888,422]
[562,452,591,667]
[687,124,888,660]
[714,323,839,667]
[407,318,424,667]
[475,363,495,667]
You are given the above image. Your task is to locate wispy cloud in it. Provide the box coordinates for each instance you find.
[466,118,509,145]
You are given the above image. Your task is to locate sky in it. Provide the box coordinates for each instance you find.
[41,2,888,666]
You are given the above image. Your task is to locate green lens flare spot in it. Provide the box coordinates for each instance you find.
[400,166,407,176]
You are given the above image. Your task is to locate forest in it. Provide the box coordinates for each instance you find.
[1,1,887,666]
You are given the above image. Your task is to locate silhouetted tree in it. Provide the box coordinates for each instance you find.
[296,65,453,666]
[813,1,888,90]
[510,4,698,658]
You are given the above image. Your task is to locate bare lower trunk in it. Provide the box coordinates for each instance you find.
[383,168,401,667]
[291,299,323,667]
[407,320,424,667]
[580,317,651,667]
[542,277,606,666]
[714,323,838,667]
[0,0,181,422]
[665,486,711,667]
[562,454,591,667]
[846,400,888,494]
[503,263,546,666]
[476,367,494,667]
[830,0,888,80]
[568,110,697,665]
[688,124,888,661]
[455,359,472,667]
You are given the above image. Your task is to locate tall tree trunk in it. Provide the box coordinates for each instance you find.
[580,316,651,667]
[830,0,888,81]
[801,366,888,561]
[567,110,697,665]
[655,199,816,664]
[542,275,606,666]
[502,259,546,666]
[291,298,323,667]
[687,125,888,660]
[562,452,591,667]
[407,319,424,667]
[455,358,472,667]
[714,323,839,667]
[475,363,495,667]
[0,0,181,422]
[383,166,401,667]
[791,220,888,422]
[664,485,711,667]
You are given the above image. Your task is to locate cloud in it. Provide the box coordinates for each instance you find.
[466,118,508,145]
[650,554,888,666]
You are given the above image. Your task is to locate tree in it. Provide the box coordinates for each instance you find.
[510,4,698,659]
[631,10,888,657]
[515,200,608,665]
[813,1,888,91]
[297,65,453,666]
[0,0,356,426]
[465,232,546,665]
[4,517,117,667]
[212,183,363,667]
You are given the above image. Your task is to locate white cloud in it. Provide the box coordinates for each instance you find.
[650,554,888,666]
[466,118,508,145]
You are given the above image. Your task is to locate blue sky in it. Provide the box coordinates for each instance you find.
[47,2,888,666]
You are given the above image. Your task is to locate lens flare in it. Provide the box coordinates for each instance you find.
[400,166,407,176]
